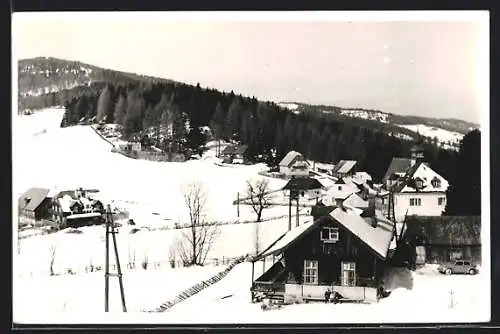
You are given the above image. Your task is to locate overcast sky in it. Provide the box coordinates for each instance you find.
[13,12,488,123]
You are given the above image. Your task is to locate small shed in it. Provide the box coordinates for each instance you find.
[399,215,481,266]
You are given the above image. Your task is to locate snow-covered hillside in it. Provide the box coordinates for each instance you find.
[397,124,463,150]
[13,108,292,225]
[277,102,300,114]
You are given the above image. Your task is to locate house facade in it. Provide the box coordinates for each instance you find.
[279,151,310,177]
[251,204,394,303]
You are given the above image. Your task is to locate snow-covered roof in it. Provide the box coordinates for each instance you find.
[325,182,360,202]
[255,220,315,260]
[392,162,449,193]
[343,193,369,209]
[58,195,73,213]
[279,151,303,167]
[329,208,394,259]
[255,206,394,261]
[66,212,102,220]
[18,187,50,212]
[332,160,357,174]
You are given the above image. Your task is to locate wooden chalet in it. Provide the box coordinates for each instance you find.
[250,200,394,304]
[220,144,249,164]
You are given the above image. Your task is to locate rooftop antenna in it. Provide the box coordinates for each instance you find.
[104,204,127,312]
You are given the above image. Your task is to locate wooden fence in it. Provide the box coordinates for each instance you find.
[149,255,247,312]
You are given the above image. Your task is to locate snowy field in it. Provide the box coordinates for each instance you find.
[15,214,310,278]
[14,262,490,324]
[13,108,292,226]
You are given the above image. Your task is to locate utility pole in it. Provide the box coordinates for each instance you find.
[237,192,240,218]
[104,204,127,312]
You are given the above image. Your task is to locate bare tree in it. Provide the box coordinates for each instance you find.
[246,178,274,223]
[49,244,57,276]
[176,181,220,266]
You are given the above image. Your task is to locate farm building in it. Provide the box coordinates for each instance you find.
[220,144,249,164]
[17,187,52,226]
[50,188,105,228]
[250,201,395,304]
[331,160,358,178]
[396,215,481,267]
[279,151,310,177]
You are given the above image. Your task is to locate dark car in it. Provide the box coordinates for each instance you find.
[438,259,478,275]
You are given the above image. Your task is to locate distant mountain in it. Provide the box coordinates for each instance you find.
[277,102,479,150]
[16,56,466,183]
[18,56,174,98]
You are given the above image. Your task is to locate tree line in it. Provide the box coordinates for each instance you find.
[18,68,481,215]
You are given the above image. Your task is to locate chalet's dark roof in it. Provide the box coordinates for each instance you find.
[18,187,50,212]
[382,158,413,183]
[310,204,336,218]
[282,177,324,191]
[332,160,357,174]
[221,144,248,155]
[404,215,481,246]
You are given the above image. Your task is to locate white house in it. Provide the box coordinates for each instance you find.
[279,151,310,177]
[323,178,361,206]
[390,162,449,222]
[382,143,449,222]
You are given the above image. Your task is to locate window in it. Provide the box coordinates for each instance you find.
[431,178,441,188]
[463,261,471,266]
[410,198,422,206]
[341,262,356,287]
[415,179,424,189]
[303,260,318,285]
[438,197,446,206]
[320,228,339,243]
[338,185,342,190]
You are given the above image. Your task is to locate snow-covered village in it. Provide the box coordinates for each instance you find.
[12,13,489,325]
